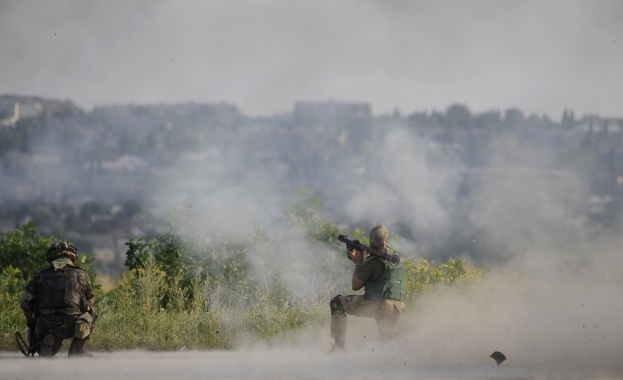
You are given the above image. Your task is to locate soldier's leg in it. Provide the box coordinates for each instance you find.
[329,295,347,349]
[35,317,63,357]
[37,334,54,356]
[330,295,377,350]
[376,300,405,343]
[69,312,94,357]
[38,314,82,357]
[49,336,65,356]
[342,296,378,318]
[37,332,64,357]
[68,337,92,357]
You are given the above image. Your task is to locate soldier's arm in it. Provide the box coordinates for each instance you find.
[351,265,365,290]
[80,270,96,311]
[349,249,365,290]
[20,288,36,326]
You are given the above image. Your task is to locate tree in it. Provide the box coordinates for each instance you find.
[561,108,576,129]
[0,221,97,286]
[446,104,472,129]
[407,111,429,127]
[504,108,524,128]
[0,221,56,281]
[474,110,502,130]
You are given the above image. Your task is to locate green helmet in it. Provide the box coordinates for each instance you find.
[46,240,78,263]
[369,225,389,249]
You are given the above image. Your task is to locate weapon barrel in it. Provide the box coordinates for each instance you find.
[338,235,400,265]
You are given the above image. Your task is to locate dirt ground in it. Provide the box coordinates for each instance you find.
[5,274,623,380]
[1,348,620,380]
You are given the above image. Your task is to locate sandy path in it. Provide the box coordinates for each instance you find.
[1,349,619,380]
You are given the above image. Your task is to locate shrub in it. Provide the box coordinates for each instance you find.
[404,257,483,302]
[0,221,57,281]
[0,221,98,285]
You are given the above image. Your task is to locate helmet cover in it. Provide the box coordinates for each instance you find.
[369,225,389,249]
[46,240,78,263]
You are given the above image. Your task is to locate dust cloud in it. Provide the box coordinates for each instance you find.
[4,119,622,378]
[379,132,623,376]
[108,122,623,379]
[3,290,622,380]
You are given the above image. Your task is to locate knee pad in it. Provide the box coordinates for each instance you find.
[330,295,345,314]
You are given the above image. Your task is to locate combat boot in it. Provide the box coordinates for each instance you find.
[68,337,92,357]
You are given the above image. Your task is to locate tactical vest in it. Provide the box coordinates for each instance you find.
[36,267,88,313]
[364,255,406,302]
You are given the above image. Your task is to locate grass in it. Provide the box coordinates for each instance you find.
[0,256,481,352]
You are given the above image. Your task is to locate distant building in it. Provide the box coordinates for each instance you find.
[170,102,241,125]
[0,95,81,128]
[577,115,623,133]
[0,101,42,127]
[293,100,371,124]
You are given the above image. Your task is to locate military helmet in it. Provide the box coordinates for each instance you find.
[46,240,78,263]
[369,225,389,249]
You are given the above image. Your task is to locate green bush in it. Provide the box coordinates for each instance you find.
[0,221,57,281]
[91,256,326,350]
[0,267,27,350]
[404,257,483,302]
[92,256,228,350]
[0,221,98,284]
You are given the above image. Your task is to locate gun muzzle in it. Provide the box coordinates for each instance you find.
[388,254,400,266]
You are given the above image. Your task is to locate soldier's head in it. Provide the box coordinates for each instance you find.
[369,225,389,249]
[46,240,78,263]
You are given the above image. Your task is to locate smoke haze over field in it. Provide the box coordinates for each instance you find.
[2,1,623,376]
[1,1,623,118]
[142,119,623,375]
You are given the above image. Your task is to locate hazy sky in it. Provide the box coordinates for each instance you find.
[2,0,622,119]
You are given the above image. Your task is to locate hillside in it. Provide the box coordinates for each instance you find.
[1,94,622,276]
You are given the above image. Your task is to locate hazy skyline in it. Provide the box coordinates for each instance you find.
[1,0,622,119]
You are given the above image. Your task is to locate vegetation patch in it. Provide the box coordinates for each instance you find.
[0,197,482,351]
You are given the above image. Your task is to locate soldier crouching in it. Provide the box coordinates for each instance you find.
[20,240,97,357]
[330,225,406,351]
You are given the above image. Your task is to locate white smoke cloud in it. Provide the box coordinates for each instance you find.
[4,123,623,380]
[338,127,463,255]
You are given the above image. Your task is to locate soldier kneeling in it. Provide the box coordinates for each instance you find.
[330,225,406,352]
[20,241,97,357]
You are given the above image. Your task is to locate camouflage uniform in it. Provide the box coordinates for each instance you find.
[330,226,406,350]
[20,241,97,357]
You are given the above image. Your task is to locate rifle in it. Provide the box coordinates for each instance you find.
[337,234,400,265]
[15,326,36,357]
